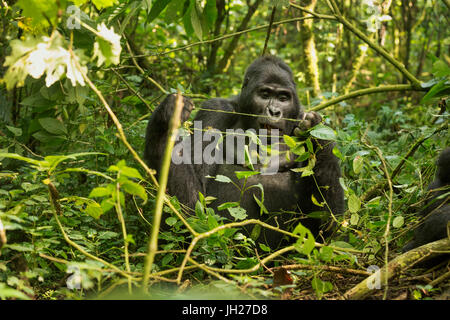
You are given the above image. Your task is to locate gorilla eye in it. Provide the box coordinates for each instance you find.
[259,89,271,99]
[278,93,290,102]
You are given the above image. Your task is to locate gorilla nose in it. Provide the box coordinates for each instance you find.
[267,105,282,120]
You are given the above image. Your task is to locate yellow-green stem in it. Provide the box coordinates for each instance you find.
[142,92,184,290]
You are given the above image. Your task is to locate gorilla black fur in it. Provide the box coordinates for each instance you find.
[402,147,450,252]
[144,56,344,247]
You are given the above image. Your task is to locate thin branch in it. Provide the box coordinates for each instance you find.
[130,16,333,59]
[111,68,153,111]
[142,92,184,290]
[310,84,424,111]
[261,6,277,56]
[124,37,168,95]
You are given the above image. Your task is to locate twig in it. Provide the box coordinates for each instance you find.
[429,270,450,287]
[130,17,333,59]
[142,92,184,290]
[115,181,132,293]
[272,264,371,276]
[261,6,276,56]
[124,37,168,95]
[310,84,424,111]
[111,68,153,111]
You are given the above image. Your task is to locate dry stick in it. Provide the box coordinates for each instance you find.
[344,238,450,300]
[261,6,276,57]
[142,92,184,290]
[186,257,234,284]
[272,264,371,277]
[429,270,450,287]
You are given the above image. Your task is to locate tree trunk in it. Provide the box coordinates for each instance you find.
[299,0,321,98]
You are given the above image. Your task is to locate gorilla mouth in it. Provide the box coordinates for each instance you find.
[261,122,283,135]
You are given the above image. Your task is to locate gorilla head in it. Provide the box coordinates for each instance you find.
[237,56,301,135]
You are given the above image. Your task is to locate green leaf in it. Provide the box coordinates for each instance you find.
[235,171,259,179]
[348,194,361,213]
[293,222,315,255]
[311,277,333,295]
[38,118,67,135]
[190,2,203,40]
[253,194,268,215]
[89,187,111,198]
[204,0,217,28]
[420,78,450,104]
[259,243,271,252]
[432,60,450,78]
[227,206,247,220]
[392,216,404,228]
[122,181,147,202]
[147,0,172,23]
[0,283,31,300]
[207,213,219,230]
[92,0,118,10]
[283,135,297,149]
[6,126,22,137]
[166,217,177,226]
[120,166,143,180]
[92,23,122,67]
[195,200,205,219]
[319,246,333,262]
[217,202,239,211]
[311,194,324,207]
[215,175,232,183]
[17,0,58,27]
[310,124,337,141]
[85,202,103,219]
[353,155,364,174]
[350,213,359,225]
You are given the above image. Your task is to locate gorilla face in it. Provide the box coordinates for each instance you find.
[254,83,297,136]
[237,56,301,135]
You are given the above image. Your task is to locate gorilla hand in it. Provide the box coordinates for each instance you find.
[293,111,322,137]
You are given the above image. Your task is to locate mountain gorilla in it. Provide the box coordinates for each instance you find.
[403,147,450,252]
[144,56,344,247]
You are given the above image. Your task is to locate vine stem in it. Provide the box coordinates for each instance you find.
[115,181,132,293]
[310,84,424,111]
[142,92,184,290]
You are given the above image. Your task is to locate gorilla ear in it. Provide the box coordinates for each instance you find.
[242,76,250,88]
